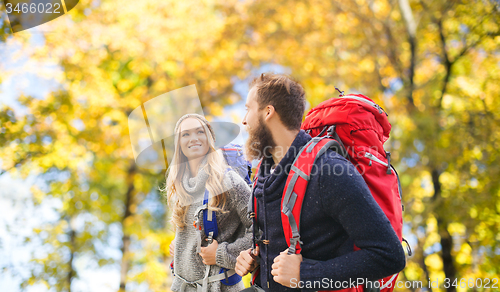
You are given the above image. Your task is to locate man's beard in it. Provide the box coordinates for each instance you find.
[244,116,276,161]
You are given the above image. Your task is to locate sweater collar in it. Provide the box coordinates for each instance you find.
[256,130,312,195]
[182,155,209,196]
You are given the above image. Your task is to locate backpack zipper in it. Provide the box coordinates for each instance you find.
[365,152,403,203]
[343,95,388,116]
[364,152,389,167]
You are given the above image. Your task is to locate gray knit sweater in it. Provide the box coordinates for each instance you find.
[171,161,253,292]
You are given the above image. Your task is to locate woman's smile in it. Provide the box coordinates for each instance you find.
[179,118,210,160]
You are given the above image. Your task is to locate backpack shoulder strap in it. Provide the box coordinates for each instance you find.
[250,159,262,286]
[282,137,344,255]
[202,168,234,242]
[202,189,218,242]
[249,159,262,250]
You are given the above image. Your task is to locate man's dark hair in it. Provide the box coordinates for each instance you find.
[250,73,306,130]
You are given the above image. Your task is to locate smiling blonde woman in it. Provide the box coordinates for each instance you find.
[164,113,252,292]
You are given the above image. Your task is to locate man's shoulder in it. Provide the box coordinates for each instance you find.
[290,143,355,176]
[307,148,362,182]
[224,169,247,186]
[316,148,351,166]
[223,169,251,195]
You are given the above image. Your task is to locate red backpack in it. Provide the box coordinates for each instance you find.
[250,93,410,292]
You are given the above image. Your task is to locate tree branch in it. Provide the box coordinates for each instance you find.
[399,0,417,108]
[437,17,452,109]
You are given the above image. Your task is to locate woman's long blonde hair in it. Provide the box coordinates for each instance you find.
[164,114,228,229]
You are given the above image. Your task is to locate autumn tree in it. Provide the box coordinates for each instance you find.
[1,0,255,290]
[219,0,500,290]
[2,0,499,291]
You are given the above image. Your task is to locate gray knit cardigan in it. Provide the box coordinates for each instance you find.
[171,161,253,292]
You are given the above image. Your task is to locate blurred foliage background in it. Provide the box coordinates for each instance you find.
[0,0,499,291]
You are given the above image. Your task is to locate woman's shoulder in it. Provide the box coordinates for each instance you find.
[223,169,246,186]
[223,169,251,196]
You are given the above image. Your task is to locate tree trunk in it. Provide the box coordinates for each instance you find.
[67,227,76,292]
[431,168,457,292]
[438,220,457,292]
[417,236,432,291]
[119,162,137,291]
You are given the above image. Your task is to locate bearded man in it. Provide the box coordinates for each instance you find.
[235,73,405,292]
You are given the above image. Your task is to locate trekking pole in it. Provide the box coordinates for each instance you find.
[334,86,345,97]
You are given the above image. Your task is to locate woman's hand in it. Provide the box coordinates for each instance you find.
[169,240,175,257]
[199,239,218,265]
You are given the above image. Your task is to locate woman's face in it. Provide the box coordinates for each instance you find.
[179,118,210,161]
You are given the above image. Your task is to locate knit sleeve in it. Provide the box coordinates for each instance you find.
[215,171,253,269]
[299,153,406,290]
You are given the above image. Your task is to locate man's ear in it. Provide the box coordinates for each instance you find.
[264,105,276,122]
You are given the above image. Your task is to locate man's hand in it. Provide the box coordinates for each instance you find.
[199,239,218,265]
[169,240,175,257]
[271,249,303,287]
[235,246,260,276]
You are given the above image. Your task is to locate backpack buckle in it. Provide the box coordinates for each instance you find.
[288,236,303,254]
[193,220,201,231]
[385,152,392,174]
[326,125,336,137]
[254,238,269,245]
